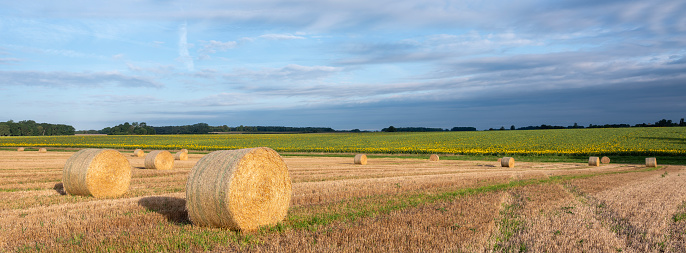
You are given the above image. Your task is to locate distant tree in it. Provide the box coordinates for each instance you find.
[680,118,685,126]
[387,126,397,132]
[500,126,505,130]
[0,123,9,136]
[510,125,515,130]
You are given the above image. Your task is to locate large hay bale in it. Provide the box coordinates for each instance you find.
[133,149,145,157]
[62,149,131,198]
[354,154,367,165]
[39,148,47,153]
[17,147,24,152]
[601,156,610,164]
[429,154,439,161]
[185,147,292,231]
[588,157,600,166]
[646,157,657,167]
[144,150,174,170]
[180,149,189,154]
[175,151,188,161]
[501,157,515,168]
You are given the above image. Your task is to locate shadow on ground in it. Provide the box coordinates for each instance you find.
[138,196,190,225]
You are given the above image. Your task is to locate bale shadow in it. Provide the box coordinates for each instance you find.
[53,182,66,195]
[138,196,190,225]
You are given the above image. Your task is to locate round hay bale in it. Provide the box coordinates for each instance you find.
[646,157,657,167]
[62,149,131,198]
[175,151,188,161]
[185,147,292,231]
[39,148,47,153]
[144,150,174,170]
[501,157,515,168]
[133,149,145,157]
[17,147,24,152]
[180,149,189,154]
[354,154,367,165]
[601,156,610,164]
[588,156,600,166]
[429,154,439,161]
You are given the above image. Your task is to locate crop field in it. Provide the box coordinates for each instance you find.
[1,127,685,156]
[1,149,685,252]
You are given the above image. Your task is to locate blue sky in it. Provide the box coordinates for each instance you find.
[1,0,685,131]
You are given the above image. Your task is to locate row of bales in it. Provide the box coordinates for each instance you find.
[59,147,290,232]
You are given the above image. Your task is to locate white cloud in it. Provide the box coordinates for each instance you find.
[177,21,194,71]
[0,70,163,88]
[258,33,305,40]
[198,40,238,54]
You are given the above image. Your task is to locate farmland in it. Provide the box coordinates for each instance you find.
[1,127,685,156]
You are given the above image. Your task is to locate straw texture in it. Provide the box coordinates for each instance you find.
[429,154,439,161]
[646,157,657,167]
[354,154,367,165]
[601,156,610,164]
[39,148,47,153]
[175,151,188,161]
[145,150,174,170]
[185,147,292,231]
[588,157,600,166]
[17,147,24,152]
[133,149,145,157]
[62,149,131,198]
[180,149,189,154]
[501,157,515,168]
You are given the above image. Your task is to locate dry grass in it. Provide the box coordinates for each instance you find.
[0,150,684,252]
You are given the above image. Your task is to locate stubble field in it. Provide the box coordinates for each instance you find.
[1,149,685,252]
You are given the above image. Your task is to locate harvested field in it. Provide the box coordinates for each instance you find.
[0,150,684,252]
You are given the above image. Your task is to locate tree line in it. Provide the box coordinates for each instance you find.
[0,120,75,136]
[486,118,686,131]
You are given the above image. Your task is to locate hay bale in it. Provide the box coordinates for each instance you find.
[185,147,292,231]
[588,156,600,166]
[175,151,188,161]
[62,149,131,198]
[39,148,47,153]
[497,158,502,163]
[144,150,174,170]
[601,156,610,164]
[501,157,515,168]
[17,147,24,152]
[133,149,145,157]
[354,154,367,165]
[180,149,189,154]
[429,154,439,161]
[646,157,657,167]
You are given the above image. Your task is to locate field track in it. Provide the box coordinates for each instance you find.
[1,150,685,252]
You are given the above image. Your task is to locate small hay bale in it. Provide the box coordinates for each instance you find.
[175,151,188,161]
[429,154,439,161]
[185,147,292,231]
[39,148,47,153]
[588,157,600,166]
[17,147,24,152]
[144,150,174,170]
[601,156,610,164]
[646,157,657,167]
[62,149,132,198]
[354,154,367,165]
[501,157,515,168]
[133,149,145,157]
[180,149,189,154]
[497,158,502,163]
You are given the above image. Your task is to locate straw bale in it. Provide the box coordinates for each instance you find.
[39,148,47,153]
[133,149,145,157]
[144,150,174,170]
[62,149,131,198]
[354,154,367,165]
[185,147,292,231]
[601,156,610,164]
[646,157,657,167]
[17,147,24,152]
[501,157,515,167]
[497,158,502,163]
[175,151,188,161]
[180,149,189,154]
[429,154,439,161]
[588,156,600,166]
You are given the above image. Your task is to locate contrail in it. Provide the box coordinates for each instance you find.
[179,21,194,71]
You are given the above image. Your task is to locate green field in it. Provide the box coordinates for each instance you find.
[1,127,684,159]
